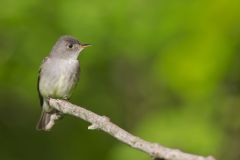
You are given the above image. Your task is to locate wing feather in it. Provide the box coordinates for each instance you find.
[37,57,49,107]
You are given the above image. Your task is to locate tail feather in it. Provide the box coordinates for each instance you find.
[36,110,53,131]
[36,110,63,131]
[36,99,63,131]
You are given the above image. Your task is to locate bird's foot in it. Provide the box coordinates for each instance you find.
[63,96,69,101]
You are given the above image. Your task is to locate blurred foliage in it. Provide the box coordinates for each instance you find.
[0,0,240,160]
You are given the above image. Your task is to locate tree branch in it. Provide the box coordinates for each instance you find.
[48,98,216,160]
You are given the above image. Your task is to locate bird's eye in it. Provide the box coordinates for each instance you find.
[68,44,73,48]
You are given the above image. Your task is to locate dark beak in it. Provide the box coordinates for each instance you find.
[80,44,92,48]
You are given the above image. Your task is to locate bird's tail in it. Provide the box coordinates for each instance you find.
[36,98,63,131]
[36,109,61,131]
[36,110,52,131]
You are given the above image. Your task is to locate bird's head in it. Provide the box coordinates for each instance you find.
[50,35,91,59]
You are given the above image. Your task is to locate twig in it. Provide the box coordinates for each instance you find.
[48,98,216,160]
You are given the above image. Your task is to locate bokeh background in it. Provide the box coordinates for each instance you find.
[0,0,240,160]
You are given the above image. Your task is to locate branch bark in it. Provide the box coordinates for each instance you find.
[48,98,216,160]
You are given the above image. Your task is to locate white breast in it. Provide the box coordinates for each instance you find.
[39,58,79,98]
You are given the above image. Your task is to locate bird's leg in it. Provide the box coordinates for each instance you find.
[46,96,51,106]
[63,96,69,101]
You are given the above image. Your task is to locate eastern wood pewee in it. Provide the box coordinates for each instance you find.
[37,35,91,131]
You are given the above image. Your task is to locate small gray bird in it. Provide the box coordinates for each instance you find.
[37,35,91,131]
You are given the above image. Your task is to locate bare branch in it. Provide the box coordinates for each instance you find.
[48,98,216,160]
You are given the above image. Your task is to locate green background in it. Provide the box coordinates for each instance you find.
[0,0,240,160]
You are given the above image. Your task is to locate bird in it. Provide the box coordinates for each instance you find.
[37,35,91,131]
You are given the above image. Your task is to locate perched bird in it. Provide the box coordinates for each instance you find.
[37,35,91,131]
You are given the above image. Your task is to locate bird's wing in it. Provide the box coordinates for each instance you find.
[37,57,49,107]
